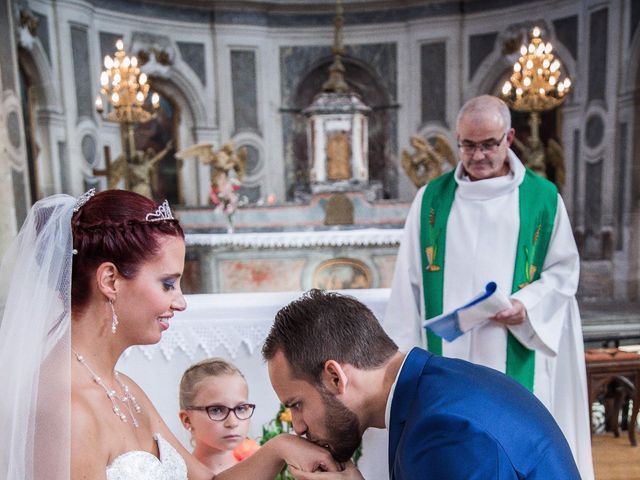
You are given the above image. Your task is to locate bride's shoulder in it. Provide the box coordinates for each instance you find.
[71,385,101,430]
[71,391,110,478]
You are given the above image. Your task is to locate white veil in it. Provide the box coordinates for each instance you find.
[0,194,74,480]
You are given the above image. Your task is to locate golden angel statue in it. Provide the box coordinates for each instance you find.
[513,136,565,189]
[175,141,248,229]
[401,134,457,188]
[176,141,247,191]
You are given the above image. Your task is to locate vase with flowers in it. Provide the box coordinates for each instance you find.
[210,176,245,233]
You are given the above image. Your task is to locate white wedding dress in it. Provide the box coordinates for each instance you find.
[106,434,188,480]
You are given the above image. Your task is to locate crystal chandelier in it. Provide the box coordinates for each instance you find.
[501,26,571,112]
[94,39,162,191]
[499,27,572,183]
[95,39,159,124]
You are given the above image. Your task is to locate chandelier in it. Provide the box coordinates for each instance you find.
[501,26,571,112]
[95,39,159,124]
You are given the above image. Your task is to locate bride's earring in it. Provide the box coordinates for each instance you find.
[109,300,119,334]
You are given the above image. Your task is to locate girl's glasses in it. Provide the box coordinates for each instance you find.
[186,403,256,421]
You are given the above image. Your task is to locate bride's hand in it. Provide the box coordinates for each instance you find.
[273,434,340,473]
[289,461,364,480]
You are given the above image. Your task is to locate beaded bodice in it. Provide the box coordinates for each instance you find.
[106,434,187,480]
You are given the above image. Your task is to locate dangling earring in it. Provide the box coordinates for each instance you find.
[109,299,119,334]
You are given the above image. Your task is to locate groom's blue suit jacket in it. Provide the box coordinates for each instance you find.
[388,348,581,479]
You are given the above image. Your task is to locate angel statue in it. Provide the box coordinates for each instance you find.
[513,136,565,189]
[175,141,247,231]
[175,140,247,195]
[400,134,457,188]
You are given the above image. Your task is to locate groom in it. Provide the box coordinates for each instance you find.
[262,289,580,479]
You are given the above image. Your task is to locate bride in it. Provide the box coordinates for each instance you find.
[0,189,337,480]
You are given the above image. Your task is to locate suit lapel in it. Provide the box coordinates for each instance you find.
[388,348,432,478]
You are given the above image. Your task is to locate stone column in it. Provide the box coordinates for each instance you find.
[0,0,19,257]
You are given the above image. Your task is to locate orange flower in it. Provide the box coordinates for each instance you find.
[279,408,293,424]
[233,438,260,462]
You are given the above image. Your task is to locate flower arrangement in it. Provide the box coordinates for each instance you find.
[209,176,246,233]
[259,404,295,479]
[259,404,362,479]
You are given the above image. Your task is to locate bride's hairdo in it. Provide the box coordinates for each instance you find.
[70,190,183,312]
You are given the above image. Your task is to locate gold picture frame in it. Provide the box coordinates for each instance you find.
[312,258,372,290]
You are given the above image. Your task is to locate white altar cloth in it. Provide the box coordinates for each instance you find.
[117,289,390,479]
[186,228,403,249]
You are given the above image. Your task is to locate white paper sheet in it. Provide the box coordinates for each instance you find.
[423,282,512,342]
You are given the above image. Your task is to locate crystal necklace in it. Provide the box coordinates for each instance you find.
[72,348,142,428]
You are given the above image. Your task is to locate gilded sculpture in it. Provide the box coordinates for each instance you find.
[400,134,457,188]
[175,141,247,192]
[326,131,352,180]
[513,135,565,188]
[106,140,173,198]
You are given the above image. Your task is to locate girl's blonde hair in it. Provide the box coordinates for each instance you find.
[179,358,246,409]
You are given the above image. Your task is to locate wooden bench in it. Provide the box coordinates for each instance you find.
[585,348,640,446]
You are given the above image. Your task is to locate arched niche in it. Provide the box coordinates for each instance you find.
[289,55,396,199]
[17,41,63,199]
[135,72,199,205]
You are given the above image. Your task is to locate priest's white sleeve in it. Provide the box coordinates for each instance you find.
[383,187,426,351]
[509,195,580,356]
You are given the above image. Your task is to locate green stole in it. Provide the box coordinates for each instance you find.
[419,168,557,391]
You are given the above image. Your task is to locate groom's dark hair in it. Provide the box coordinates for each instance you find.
[262,289,398,385]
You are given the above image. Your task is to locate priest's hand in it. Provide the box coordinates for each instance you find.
[289,461,364,480]
[491,299,526,325]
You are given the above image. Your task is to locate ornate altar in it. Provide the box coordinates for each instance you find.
[176,191,409,294]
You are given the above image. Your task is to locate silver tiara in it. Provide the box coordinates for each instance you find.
[145,199,174,222]
[73,188,96,212]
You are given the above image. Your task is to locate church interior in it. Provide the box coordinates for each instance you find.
[1,0,639,478]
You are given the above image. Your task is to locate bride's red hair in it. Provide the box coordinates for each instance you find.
[70,189,184,313]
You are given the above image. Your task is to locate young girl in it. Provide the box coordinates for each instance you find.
[179,358,259,475]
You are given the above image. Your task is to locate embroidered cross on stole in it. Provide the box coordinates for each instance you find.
[419,169,557,391]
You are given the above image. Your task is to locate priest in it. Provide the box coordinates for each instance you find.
[384,95,593,479]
